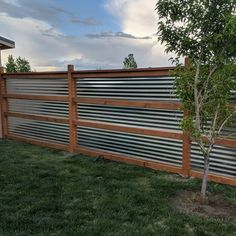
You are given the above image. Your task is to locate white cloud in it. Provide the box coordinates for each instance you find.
[105,0,158,37]
[105,0,175,65]
[0,1,175,71]
[0,13,83,70]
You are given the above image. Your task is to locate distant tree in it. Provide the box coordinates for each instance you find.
[5,55,17,72]
[5,55,31,72]
[123,54,138,69]
[15,57,31,72]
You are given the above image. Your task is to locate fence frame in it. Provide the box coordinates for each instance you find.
[0,65,236,186]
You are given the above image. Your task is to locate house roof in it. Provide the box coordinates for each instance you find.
[0,36,15,50]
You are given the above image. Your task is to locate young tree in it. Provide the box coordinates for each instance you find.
[5,55,31,72]
[5,55,17,72]
[123,54,138,69]
[156,0,236,198]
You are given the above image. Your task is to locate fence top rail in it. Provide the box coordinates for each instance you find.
[73,66,176,74]
[1,66,176,79]
[2,71,67,79]
[73,66,176,78]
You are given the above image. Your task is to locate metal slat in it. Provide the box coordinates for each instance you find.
[78,126,182,166]
[7,78,68,96]
[78,104,182,131]
[9,99,69,117]
[76,77,177,101]
[79,126,182,147]
[9,117,69,144]
[191,143,236,178]
[79,129,182,151]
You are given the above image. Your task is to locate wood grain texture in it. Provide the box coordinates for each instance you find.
[77,97,181,110]
[215,138,236,148]
[190,170,236,186]
[4,94,68,101]
[3,72,67,79]
[77,146,184,175]
[0,68,8,139]
[7,112,69,124]
[76,119,183,140]
[73,67,174,78]
[68,65,77,153]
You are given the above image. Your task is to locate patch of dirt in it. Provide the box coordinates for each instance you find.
[162,174,190,182]
[170,190,236,220]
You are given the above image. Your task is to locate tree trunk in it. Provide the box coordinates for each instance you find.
[201,154,210,198]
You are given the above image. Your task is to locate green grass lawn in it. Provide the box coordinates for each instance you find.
[0,140,235,236]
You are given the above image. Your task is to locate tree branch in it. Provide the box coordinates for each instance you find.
[194,59,201,132]
[218,110,236,135]
[198,65,218,107]
[211,103,220,138]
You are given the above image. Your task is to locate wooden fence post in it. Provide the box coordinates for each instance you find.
[182,58,191,176]
[0,67,3,139]
[68,65,77,153]
[0,67,8,139]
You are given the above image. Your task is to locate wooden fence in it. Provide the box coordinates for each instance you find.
[0,65,235,186]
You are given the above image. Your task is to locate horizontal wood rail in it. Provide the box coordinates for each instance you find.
[4,94,68,101]
[196,136,236,148]
[8,134,69,151]
[215,138,236,148]
[73,67,174,78]
[76,119,183,140]
[190,170,236,186]
[7,112,69,124]
[3,72,67,79]
[77,146,184,175]
[74,66,175,73]
[77,97,181,110]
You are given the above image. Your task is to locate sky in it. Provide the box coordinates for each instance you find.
[0,0,174,71]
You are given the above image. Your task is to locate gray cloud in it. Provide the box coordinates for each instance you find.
[39,28,63,38]
[0,0,100,27]
[69,17,101,26]
[0,0,62,24]
[48,6,69,14]
[51,57,120,70]
[86,31,151,40]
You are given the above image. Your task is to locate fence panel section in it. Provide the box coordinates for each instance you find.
[74,69,185,175]
[0,67,235,186]
[2,72,69,150]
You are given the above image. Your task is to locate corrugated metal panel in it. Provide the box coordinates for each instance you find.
[78,103,182,131]
[9,117,69,144]
[78,126,183,166]
[76,77,178,100]
[202,122,236,139]
[7,78,68,95]
[9,99,69,117]
[222,118,236,138]
[191,143,236,178]
[4,73,235,180]
[76,76,182,167]
[222,126,236,138]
